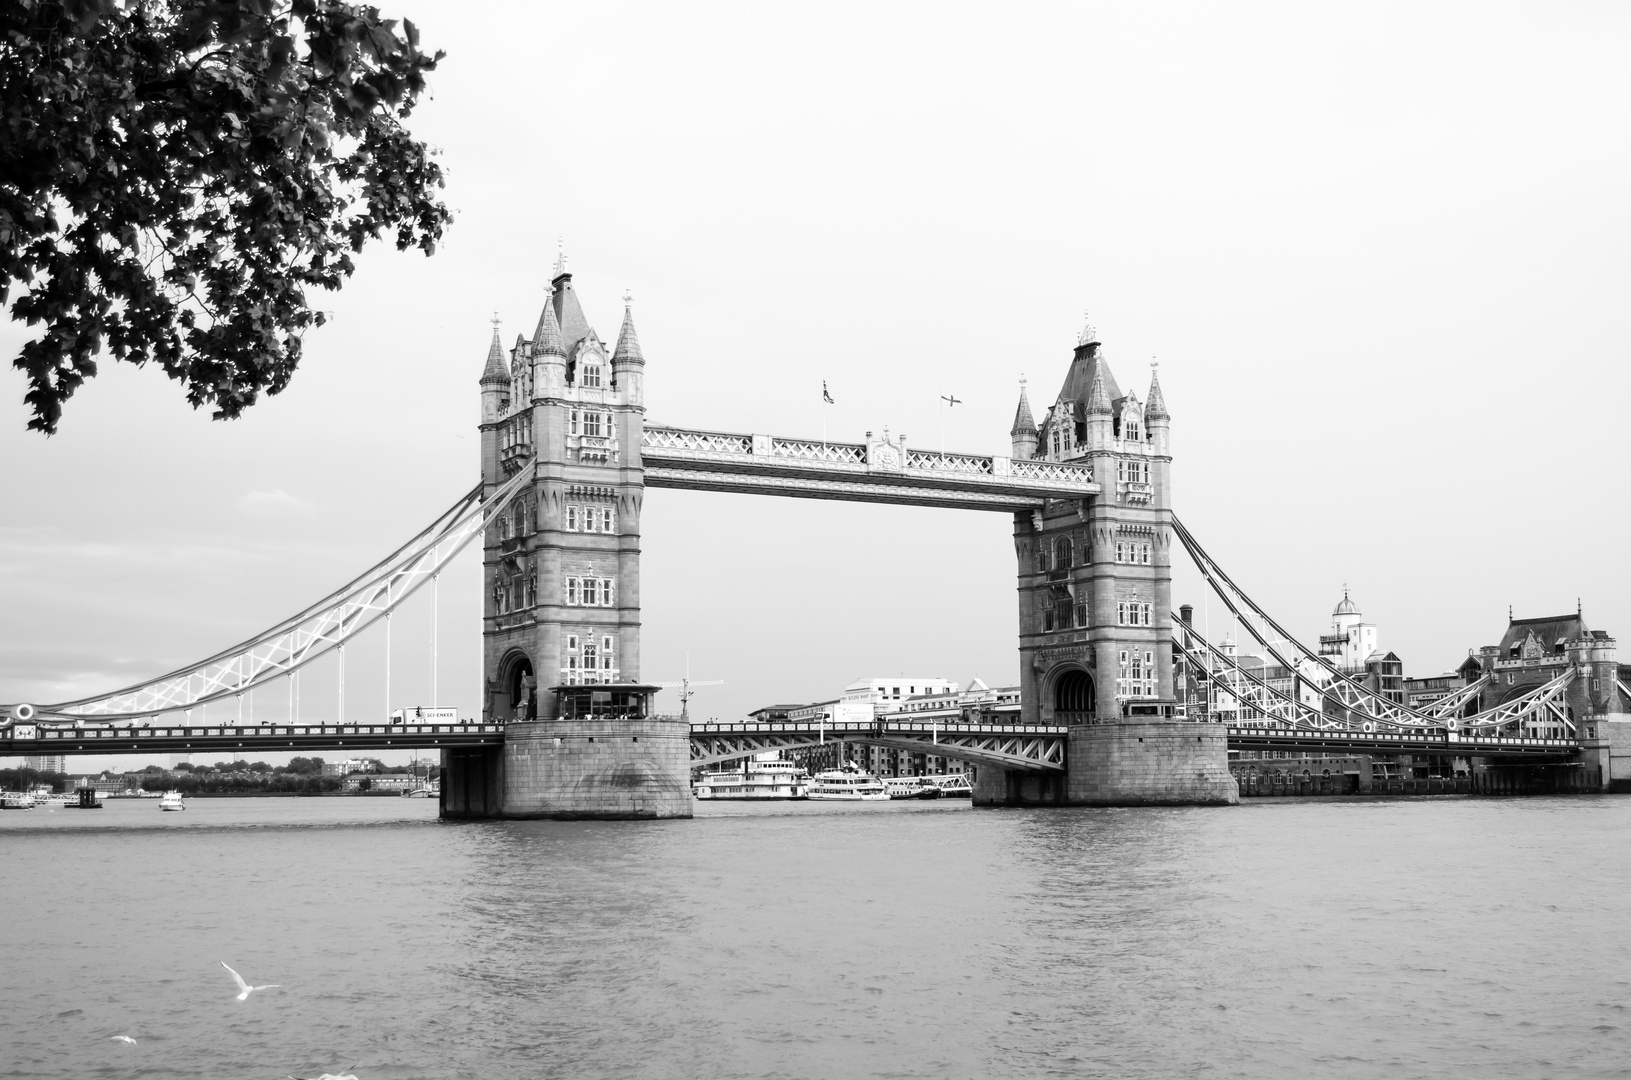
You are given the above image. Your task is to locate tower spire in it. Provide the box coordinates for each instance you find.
[612,292,644,365]
[532,284,564,356]
[1086,368,1112,415]
[1010,375,1037,436]
[1145,359,1169,420]
[480,317,508,383]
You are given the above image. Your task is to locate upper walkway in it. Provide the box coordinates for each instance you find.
[641,426,1100,511]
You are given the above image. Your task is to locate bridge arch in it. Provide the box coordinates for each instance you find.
[1050,665,1095,723]
[495,649,537,722]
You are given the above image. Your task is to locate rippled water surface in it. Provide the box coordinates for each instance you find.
[3,794,1630,1079]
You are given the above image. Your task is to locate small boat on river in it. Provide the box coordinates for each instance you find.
[159,790,186,811]
[883,777,944,800]
[806,764,889,801]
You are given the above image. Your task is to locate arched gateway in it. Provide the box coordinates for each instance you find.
[449,269,1235,819]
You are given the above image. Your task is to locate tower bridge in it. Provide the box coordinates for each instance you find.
[5,262,1629,816]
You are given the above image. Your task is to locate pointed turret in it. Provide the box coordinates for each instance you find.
[612,297,644,365]
[480,325,508,384]
[532,287,564,356]
[1010,377,1038,459]
[479,320,510,427]
[1146,364,1169,421]
[1086,369,1112,415]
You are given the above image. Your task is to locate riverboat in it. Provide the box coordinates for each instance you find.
[159,791,186,811]
[693,756,809,800]
[883,777,944,800]
[1,792,36,810]
[401,785,439,799]
[806,764,889,801]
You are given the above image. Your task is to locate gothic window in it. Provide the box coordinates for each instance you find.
[1117,650,1157,698]
[567,635,579,652]
[1140,542,1151,565]
[1043,605,1055,633]
[582,640,599,684]
[583,411,604,438]
[1054,537,1073,570]
[1054,594,1074,630]
[566,506,578,531]
[1050,431,1061,458]
[525,574,537,608]
[570,409,580,436]
[1075,600,1088,628]
[1125,421,1142,441]
[603,507,617,533]
[582,363,602,388]
[1116,601,1153,626]
[566,578,579,606]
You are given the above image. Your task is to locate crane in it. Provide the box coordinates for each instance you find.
[650,652,723,723]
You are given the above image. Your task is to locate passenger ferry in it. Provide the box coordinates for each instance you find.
[883,776,944,800]
[693,756,809,800]
[806,764,889,801]
[159,790,186,811]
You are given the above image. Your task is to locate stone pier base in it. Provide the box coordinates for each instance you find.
[441,718,693,820]
[1065,722,1239,806]
[971,765,1066,807]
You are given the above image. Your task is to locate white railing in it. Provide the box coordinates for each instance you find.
[770,438,867,464]
[1011,459,1094,483]
[906,450,995,475]
[643,427,752,454]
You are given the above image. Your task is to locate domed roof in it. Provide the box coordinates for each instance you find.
[1334,588,1359,616]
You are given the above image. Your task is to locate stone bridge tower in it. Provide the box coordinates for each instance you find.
[452,265,689,820]
[1002,322,1235,806]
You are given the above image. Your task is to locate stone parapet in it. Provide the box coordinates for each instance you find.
[498,717,692,819]
[1066,722,1238,806]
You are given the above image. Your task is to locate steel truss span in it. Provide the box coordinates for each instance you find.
[1171,517,1578,740]
[26,470,535,721]
[688,721,1068,772]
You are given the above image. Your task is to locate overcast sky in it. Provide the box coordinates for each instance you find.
[3,1,1627,771]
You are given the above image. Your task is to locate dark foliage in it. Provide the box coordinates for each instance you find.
[1,0,449,432]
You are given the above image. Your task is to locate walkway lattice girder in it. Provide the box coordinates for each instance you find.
[642,426,1099,512]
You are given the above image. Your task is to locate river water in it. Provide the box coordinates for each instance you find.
[2,794,1629,1079]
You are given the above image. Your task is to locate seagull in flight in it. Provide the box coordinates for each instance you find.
[221,961,280,1001]
[110,1035,138,1045]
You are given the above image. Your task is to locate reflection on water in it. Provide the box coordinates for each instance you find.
[2,796,1629,1079]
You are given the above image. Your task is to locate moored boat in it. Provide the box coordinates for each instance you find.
[806,764,889,801]
[883,776,943,800]
[693,754,809,800]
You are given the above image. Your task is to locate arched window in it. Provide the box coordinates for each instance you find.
[1054,537,1073,570]
[581,363,602,388]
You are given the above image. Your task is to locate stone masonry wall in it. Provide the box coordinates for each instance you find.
[1067,722,1239,806]
[500,718,692,819]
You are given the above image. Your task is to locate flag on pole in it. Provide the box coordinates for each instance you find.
[823,381,834,404]
[941,394,962,407]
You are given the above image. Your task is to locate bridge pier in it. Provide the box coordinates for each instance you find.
[972,766,1066,807]
[1066,721,1238,806]
[440,746,504,819]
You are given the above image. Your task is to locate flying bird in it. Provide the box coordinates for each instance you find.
[110,1035,137,1045]
[221,961,280,1001]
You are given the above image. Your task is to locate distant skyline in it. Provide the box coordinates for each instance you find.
[4,1,1628,771]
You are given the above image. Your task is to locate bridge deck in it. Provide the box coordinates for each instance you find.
[1226,726,1579,758]
[2,722,505,756]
